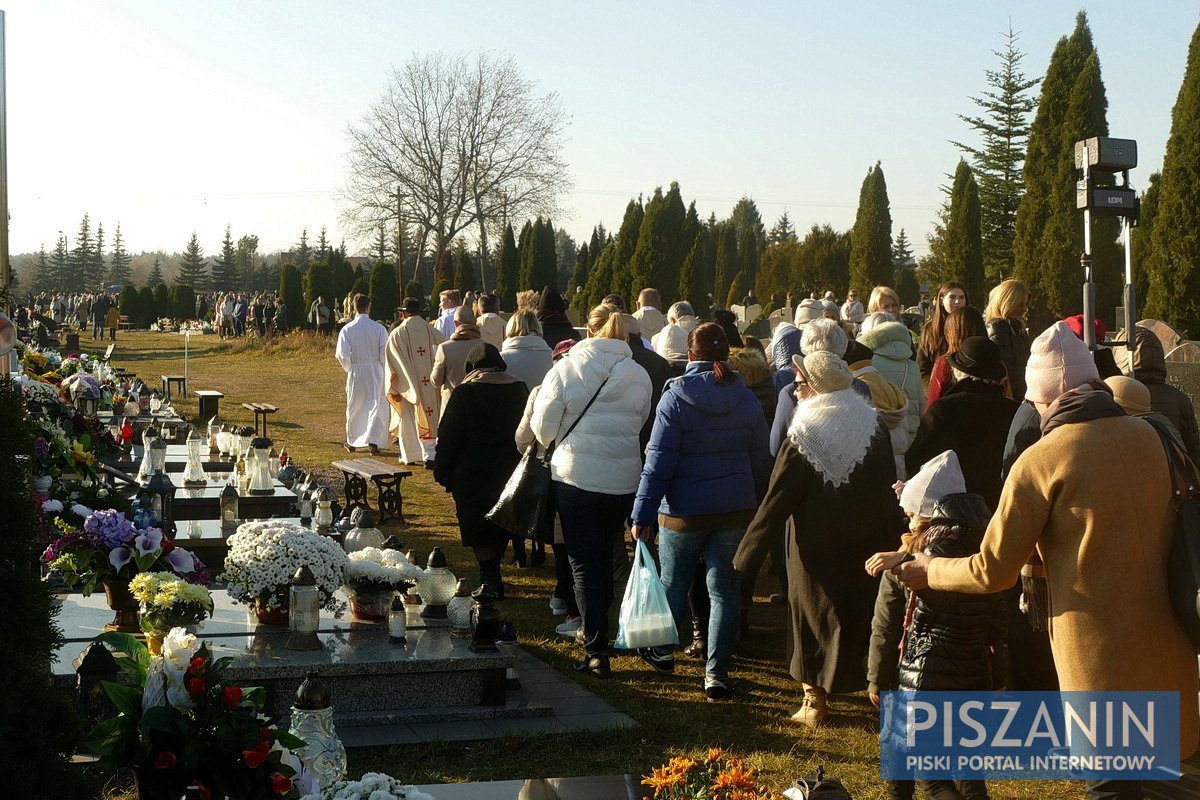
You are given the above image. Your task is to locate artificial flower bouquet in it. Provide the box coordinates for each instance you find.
[42,508,208,596]
[132,571,215,635]
[223,521,348,612]
[343,547,423,595]
[642,748,786,800]
[299,773,434,800]
[81,629,315,800]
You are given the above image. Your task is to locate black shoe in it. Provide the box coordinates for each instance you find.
[423,459,435,470]
[572,655,610,679]
[638,647,675,674]
[529,542,546,567]
[704,677,731,702]
[343,442,356,453]
[369,444,380,455]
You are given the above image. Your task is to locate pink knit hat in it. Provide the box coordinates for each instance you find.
[1024,321,1100,403]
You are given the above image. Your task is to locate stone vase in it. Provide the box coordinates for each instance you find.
[254,600,290,626]
[102,578,141,633]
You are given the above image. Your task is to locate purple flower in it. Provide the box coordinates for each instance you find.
[83,509,136,550]
[108,546,133,572]
[134,528,163,556]
[34,436,49,462]
[166,547,195,574]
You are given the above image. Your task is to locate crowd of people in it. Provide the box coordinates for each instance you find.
[330,278,1199,800]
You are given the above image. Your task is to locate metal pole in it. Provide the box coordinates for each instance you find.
[395,186,403,297]
[1121,215,1137,373]
[0,11,10,305]
[1081,143,1096,351]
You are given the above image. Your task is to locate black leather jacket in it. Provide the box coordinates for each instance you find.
[898,493,1009,691]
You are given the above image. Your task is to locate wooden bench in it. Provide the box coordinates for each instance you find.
[241,402,278,438]
[119,315,133,331]
[161,375,188,401]
[330,458,413,526]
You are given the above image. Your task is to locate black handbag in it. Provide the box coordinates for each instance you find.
[486,376,610,539]
[1148,418,1200,648]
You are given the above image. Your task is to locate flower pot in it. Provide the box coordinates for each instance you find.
[103,578,141,633]
[348,590,393,622]
[254,600,289,626]
[145,632,165,657]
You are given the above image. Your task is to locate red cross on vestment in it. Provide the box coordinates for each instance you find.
[420,376,430,385]
[424,406,434,415]
[416,347,426,356]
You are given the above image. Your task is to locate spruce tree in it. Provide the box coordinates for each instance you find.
[107,223,132,286]
[534,218,559,291]
[554,227,577,290]
[374,224,390,263]
[68,214,93,289]
[294,229,312,272]
[234,235,260,291]
[316,226,330,261]
[569,242,591,295]
[891,228,916,271]
[730,197,767,255]
[452,250,477,293]
[943,159,986,304]
[52,234,70,292]
[91,222,106,288]
[147,256,165,287]
[768,211,797,245]
[1145,20,1200,334]
[210,225,237,290]
[952,26,1039,284]
[848,162,894,293]
[175,233,209,289]
[495,223,519,309]
[33,246,50,293]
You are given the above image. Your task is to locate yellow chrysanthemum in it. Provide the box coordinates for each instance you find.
[704,747,724,766]
[642,765,687,797]
[711,763,757,792]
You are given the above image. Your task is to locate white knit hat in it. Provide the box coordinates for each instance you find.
[901,450,966,518]
[1025,320,1099,403]
[794,298,825,327]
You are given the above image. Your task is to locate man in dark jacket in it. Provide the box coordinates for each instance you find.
[91,294,110,340]
[1130,325,1200,464]
[624,314,672,454]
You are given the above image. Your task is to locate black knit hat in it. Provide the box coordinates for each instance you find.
[947,336,1006,381]
[465,342,507,373]
[538,286,566,313]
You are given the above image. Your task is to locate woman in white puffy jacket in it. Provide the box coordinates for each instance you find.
[530,303,652,678]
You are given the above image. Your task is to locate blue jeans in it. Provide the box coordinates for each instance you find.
[657,524,744,682]
[556,482,634,658]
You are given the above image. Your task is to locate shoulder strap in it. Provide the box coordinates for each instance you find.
[558,373,611,447]
[1147,418,1199,501]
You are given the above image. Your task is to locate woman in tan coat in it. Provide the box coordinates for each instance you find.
[898,322,1199,799]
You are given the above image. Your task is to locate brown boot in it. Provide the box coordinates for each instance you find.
[789,684,829,726]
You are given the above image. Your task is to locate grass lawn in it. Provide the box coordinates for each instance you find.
[88,329,1078,799]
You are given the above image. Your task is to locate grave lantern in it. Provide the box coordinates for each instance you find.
[313,486,335,533]
[136,425,161,484]
[219,482,239,531]
[469,585,500,653]
[418,547,457,619]
[286,565,323,651]
[182,429,208,487]
[141,469,176,537]
[287,672,347,790]
[247,437,275,495]
[137,382,151,414]
[388,595,408,644]
[343,508,384,553]
[206,414,223,453]
[497,620,521,690]
[75,390,98,418]
[447,579,474,636]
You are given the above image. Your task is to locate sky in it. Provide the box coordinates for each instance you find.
[1,0,1196,262]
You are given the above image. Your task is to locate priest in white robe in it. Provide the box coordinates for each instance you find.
[386,297,445,465]
[334,294,390,453]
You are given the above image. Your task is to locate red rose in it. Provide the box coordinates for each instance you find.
[222,686,243,709]
[242,747,268,769]
[161,537,176,554]
[153,751,177,769]
[269,773,292,795]
[260,726,272,743]
[189,656,206,674]
[186,677,206,696]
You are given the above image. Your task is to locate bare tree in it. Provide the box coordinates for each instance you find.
[342,51,571,282]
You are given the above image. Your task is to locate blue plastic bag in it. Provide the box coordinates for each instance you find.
[614,539,679,650]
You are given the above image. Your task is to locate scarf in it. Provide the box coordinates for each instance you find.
[1040,380,1122,435]
[450,323,481,342]
[537,309,571,328]
[786,386,880,487]
[461,368,519,386]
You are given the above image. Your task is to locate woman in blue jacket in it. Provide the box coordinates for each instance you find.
[631,322,772,701]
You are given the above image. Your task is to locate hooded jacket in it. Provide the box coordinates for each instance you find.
[859,321,924,437]
[898,492,1008,691]
[652,315,699,363]
[632,362,772,526]
[530,336,652,495]
[500,334,553,390]
[1131,325,1200,464]
[728,346,777,425]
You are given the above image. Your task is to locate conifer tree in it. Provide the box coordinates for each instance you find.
[278,264,304,330]
[107,223,132,286]
[534,218,558,291]
[452,250,477,293]
[374,224,390,263]
[303,262,334,325]
[554,227,577,290]
[730,197,766,255]
[175,233,209,289]
[210,225,238,290]
[316,226,330,261]
[68,214,93,289]
[32,246,50,292]
[495,222,519,309]
[738,227,760,296]
[578,242,615,313]
[147,257,165,287]
[895,268,921,306]
[1145,20,1200,334]
[517,219,537,291]
[52,234,70,292]
[153,283,170,319]
[600,198,645,307]
[891,228,916,271]
[627,184,687,303]
[329,248,355,300]
[234,235,260,292]
[569,242,591,295]
[137,286,156,327]
[714,224,739,307]
[943,159,986,303]
[90,223,106,288]
[678,236,708,307]
[1132,172,1160,310]
[768,211,797,245]
[953,26,1039,284]
[294,229,312,272]
[849,162,894,293]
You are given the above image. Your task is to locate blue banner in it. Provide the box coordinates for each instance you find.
[880,691,1181,781]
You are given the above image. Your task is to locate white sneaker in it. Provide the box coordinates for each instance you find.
[549,597,568,615]
[555,616,581,637]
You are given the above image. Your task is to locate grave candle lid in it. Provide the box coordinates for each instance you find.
[293,671,330,710]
